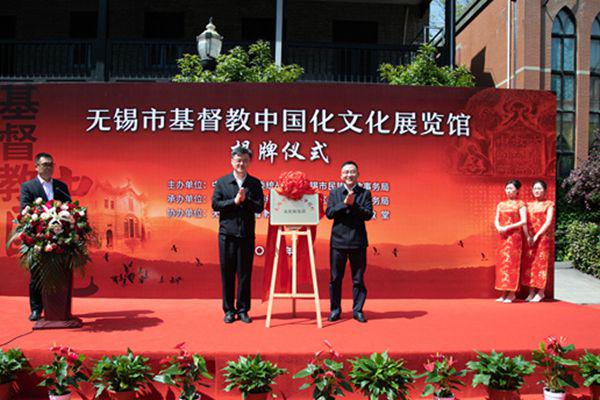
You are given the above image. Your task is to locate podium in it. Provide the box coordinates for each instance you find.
[265,190,322,328]
[34,268,83,330]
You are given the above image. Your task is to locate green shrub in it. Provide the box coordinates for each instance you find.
[564,221,600,278]
[173,40,303,83]
[0,348,28,384]
[466,351,534,391]
[348,351,418,400]
[89,349,152,397]
[223,354,286,398]
[379,43,475,87]
[555,184,600,262]
[579,352,600,387]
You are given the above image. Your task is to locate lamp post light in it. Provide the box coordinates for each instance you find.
[196,18,223,71]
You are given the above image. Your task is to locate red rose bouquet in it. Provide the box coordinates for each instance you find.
[8,198,94,292]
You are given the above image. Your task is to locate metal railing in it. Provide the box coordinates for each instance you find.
[0,40,94,80]
[0,39,420,83]
[286,42,417,83]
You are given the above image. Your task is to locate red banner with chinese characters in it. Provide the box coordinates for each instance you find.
[0,83,556,299]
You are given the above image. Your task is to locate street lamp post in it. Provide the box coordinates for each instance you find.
[196,18,223,71]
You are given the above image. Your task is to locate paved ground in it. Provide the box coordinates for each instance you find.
[555,261,600,304]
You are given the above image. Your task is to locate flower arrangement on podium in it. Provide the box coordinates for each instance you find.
[9,198,94,292]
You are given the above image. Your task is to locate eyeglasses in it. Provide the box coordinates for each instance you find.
[37,162,54,167]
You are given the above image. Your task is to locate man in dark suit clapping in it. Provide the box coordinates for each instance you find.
[326,161,373,323]
[212,146,264,324]
[20,152,71,321]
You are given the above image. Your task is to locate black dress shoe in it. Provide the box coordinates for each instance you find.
[353,312,367,323]
[29,310,41,321]
[238,312,252,323]
[224,312,236,324]
[327,312,340,322]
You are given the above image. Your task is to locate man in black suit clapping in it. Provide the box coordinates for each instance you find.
[19,152,71,321]
[325,161,373,323]
[212,146,264,324]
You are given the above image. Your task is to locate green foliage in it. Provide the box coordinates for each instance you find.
[293,341,352,400]
[562,131,600,211]
[420,354,467,398]
[223,354,286,398]
[89,349,152,397]
[173,40,304,83]
[557,130,600,274]
[33,346,87,396]
[579,352,600,387]
[379,43,475,87]
[348,351,418,400]
[532,337,579,393]
[554,184,600,262]
[0,348,28,384]
[154,343,213,400]
[466,351,534,391]
[564,221,600,278]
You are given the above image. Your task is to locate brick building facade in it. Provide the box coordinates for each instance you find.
[455,0,600,177]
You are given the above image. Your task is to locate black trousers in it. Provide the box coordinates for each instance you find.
[329,247,367,315]
[218,234,254,314]
[29,266,43,313]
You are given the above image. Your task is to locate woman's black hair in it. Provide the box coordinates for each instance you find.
[505,179,521,190]
[532,180,547,190]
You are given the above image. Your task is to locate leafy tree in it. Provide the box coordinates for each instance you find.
[379,43,475,87]
[173,40,303,83]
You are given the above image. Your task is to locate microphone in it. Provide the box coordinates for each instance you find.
[54,185,72,203]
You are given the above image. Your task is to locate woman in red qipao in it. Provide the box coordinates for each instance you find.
[522,180,555,302]
[494,179,527,303]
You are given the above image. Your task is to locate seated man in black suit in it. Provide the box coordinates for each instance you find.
[19,152,71,321]
[325,161,373,323]
[211,146,264,324]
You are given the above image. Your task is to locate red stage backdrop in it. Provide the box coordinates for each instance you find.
[0,83,556,299]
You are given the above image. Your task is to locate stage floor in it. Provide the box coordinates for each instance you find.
[1,296,599,399]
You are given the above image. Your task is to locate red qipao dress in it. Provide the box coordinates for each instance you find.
[495,200,526,291]
[521,200,555,290]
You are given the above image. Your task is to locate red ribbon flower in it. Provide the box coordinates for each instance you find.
[275,171,316,200]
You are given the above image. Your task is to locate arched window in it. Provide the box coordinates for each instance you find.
[590,14,600,149]
[551,8,576,178]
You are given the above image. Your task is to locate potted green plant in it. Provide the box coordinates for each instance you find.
[223,354,287,399]
[532,336,579,400]
[348,350,418,400]
[293,340,353,400]
[420,353,467,400]
[579,351,600,400]
[89,348,152,399]
[33,345,88,400]
[466,350,534,400]
[0,348,29,399]
[154,343,213,400]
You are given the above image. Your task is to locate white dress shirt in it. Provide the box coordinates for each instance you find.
[37,175,54,201]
